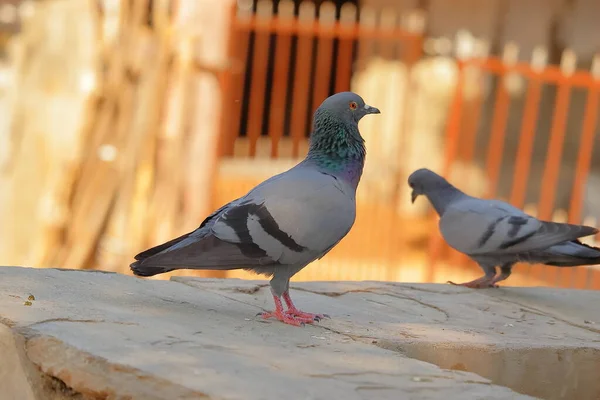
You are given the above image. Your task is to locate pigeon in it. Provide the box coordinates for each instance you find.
[408,168,600,288]
[131,92,380,325]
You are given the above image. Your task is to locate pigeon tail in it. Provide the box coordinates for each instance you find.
[541,240,600,267]
[130,260,174,277]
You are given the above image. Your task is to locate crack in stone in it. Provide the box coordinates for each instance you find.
[365,298,392,307]
[379,292,450,321]
[498,300,600,335]
[308,371,493,388]
[149,339,194,346]
[355,385,396,391]
[26,318,138,328]
[315,324,378,343]
[290,287,388,297]
[0,316,15,327]
[288,286,450,321]
[53,268,116,275]
[170,278,269,295]
[308,371,404,378]
[383,284,474,295]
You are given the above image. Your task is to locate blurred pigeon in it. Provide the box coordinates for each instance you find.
[131,92,380,325]
[408,168,600,288]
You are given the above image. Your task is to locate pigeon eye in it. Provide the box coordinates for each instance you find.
[349,101,358,110]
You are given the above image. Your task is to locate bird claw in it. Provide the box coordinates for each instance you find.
[286,309,329,323]
[257,310,307,327]
[447,280,496,289]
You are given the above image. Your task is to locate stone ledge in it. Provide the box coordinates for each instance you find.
[1,266,598,399]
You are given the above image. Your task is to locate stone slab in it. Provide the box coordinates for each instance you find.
[1,266,598,399]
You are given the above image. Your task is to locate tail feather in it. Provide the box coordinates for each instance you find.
[134,231,193,261]
[130,260,175,277]
[130,231,194,277]
[542,240,600,267]
[130,233,276,278]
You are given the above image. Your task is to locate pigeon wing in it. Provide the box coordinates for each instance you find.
[134,166,357,272]
[212,167,357,266]
[439,198,597,256]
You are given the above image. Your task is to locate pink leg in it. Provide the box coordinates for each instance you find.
[282,290,329,322]
[448,265,499,289]
[258,295,307,326]
[447,276,497,289]
[488,265,512,287]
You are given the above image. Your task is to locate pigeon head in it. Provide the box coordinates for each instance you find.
[308,92,379,160]
[316,91,381,124]
[408,168,451,203]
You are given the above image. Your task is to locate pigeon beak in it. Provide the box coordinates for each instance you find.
[363,104,380,115]
[411,190,418,204]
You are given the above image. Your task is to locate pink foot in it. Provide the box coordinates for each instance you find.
[286,308,330,323]
[257,294,327,326]
[259,309,307,326]
[283,290,329,323]
[447,278,497,289]
[257,290,331,326]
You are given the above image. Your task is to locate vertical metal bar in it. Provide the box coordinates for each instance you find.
[289,2,315,157]
[311,2,336,110]
[267,0,294,158]
[219,4,251,157]
[485,75,511,197]
[535,50,576,286]
[568,86,599,289]
[509,80,543,207]
[334,3,357,93]
[246,1,273,157]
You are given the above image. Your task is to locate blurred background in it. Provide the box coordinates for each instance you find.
[0,0,599,289]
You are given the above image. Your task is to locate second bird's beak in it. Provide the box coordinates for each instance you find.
[411,190,418,204]
[364,104,381,115]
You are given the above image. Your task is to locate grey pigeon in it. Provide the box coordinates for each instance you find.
[131,92,380,325]
[408,168,600,288]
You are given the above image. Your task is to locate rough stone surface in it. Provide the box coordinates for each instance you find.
[0,267,598,399]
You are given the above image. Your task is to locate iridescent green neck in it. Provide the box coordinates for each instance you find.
[305,109,366,185]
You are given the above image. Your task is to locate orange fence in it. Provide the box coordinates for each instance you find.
[213,2,600,291]
[435,49,600,290]
[218,1,423,158]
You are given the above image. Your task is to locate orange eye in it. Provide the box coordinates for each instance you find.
[349,101,358,110]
